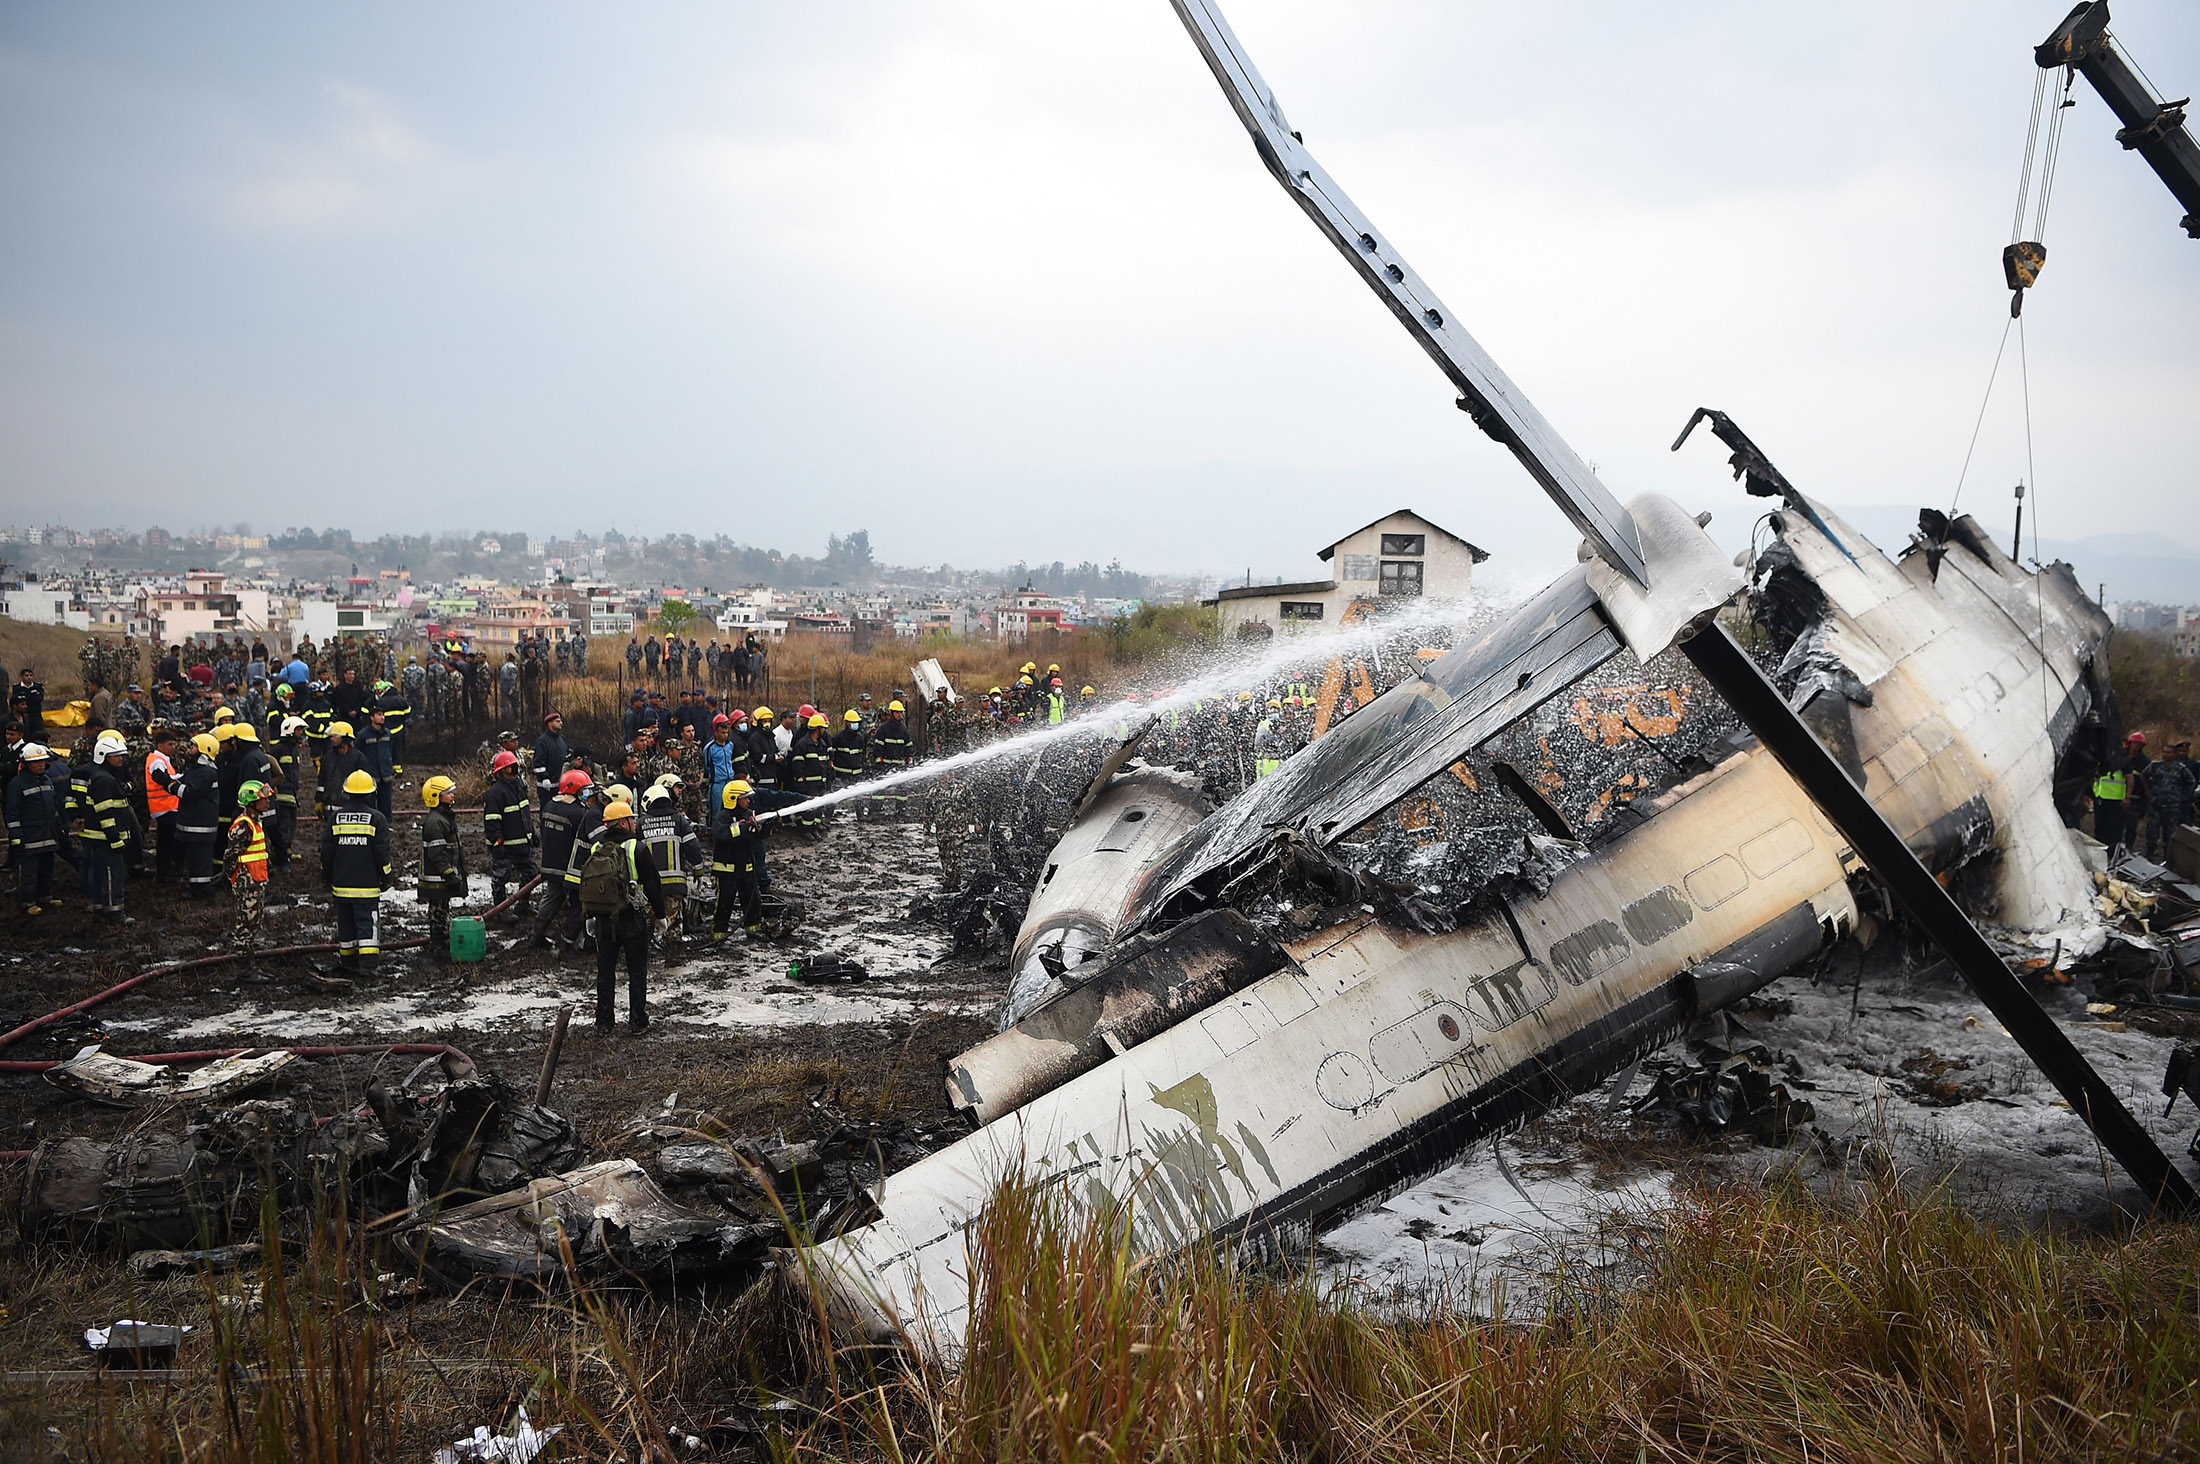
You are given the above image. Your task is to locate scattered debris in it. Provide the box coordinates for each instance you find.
[433,1408,561,1464]
[410,1159,774,1287]
[82,1321,190,1369]
[44,1046,297,1108]
[787,955,869,986]
[1635,1044,1816,1144]
[127,1244,263,1281]
[1896,1048,1991,1108]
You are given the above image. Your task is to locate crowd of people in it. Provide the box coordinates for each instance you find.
[0,635,1170,1038]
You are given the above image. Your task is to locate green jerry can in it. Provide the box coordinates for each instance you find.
[448,916,486,963]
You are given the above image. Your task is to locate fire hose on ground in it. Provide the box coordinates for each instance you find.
[0,875,543,1058]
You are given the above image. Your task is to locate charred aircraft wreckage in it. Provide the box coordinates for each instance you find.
[814,0,2198,1352]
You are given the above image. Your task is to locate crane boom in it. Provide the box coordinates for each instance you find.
[2037,2,2200,238]
[1166,0,1649,587]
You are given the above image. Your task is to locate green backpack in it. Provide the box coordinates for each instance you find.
[578,840,630,916]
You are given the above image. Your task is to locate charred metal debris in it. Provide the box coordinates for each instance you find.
[14,1049,954,1297]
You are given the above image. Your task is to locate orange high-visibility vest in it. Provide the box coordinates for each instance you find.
[233,813,268,884]
[146,749,180,817]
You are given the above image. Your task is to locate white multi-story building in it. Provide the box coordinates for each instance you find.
[1209,509,1487,637]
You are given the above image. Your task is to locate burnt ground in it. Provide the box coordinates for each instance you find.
[0,768,1000,1406]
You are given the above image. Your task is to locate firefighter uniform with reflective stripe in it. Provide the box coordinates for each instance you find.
[870,714,916,813]
[176,756,224,895]
[418,801,464,956]
[482,772,538,908]
[640,790,703,956]
[272,735,306,869]
[710,803,765,937]
[79,762,135,914]
[530,792,587,946]
[225,808,270,948]
[321,795,391,972]
[376,688,411,772]
[6,762,65,911]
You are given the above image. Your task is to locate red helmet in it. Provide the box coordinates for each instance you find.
[729,708,748,722]
[490,750,520,773]
[558,769,593,795]
[798,703,816,719]
[712,713,731,727]
[2128,731,2148,746]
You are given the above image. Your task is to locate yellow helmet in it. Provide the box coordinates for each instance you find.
[1081,685,1095,696]
[753,706,772,722]
[343,769,378,795]
[807,713,828,728]
[192,733,219,757]
[421,775,457,807]
[1021,661,1036,673]
[213,722,237,742]
[603,800,635,822]
[229,723,258,743]
[1267,699,1282,709]
[1047,663,1059,673]
[887,700,905,712]
[328,721,354,740]
[1236,691,1254,702]
[213,707,235,724]
[844,709,861,723]
[722,779,752,808]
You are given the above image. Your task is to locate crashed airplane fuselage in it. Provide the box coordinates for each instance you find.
[816,498,2112,1352]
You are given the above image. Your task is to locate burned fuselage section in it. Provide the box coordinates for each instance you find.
[813,498,2111,1352]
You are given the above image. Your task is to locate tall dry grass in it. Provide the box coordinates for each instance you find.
[40,1169,2200,1463]
[774,1175,2200,1464]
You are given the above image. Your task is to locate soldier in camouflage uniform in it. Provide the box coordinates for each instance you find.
[633,726,678,801]
[225,779,275,949]
[925,769,983,890]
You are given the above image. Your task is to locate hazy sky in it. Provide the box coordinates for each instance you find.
[3,2,2195,587]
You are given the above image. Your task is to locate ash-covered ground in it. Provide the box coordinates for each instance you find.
[1318,939,2200,1318]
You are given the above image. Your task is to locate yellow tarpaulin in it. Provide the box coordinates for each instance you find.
[41,700,89,728]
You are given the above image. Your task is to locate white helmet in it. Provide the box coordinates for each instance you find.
[93,731,128,759]
[19,742,51,761]
[281,716,308,736]
[642,782,674,806]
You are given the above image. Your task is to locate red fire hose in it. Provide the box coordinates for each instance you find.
[0,877,541,1056]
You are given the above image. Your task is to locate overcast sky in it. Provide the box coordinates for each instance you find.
[2,1,2194,588]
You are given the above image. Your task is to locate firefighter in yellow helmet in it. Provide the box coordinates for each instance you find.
[418,775,464,960]
[710,779,765,940]
[321,768,390,979]
[581,796,664,1032]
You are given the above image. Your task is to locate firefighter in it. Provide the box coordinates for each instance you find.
[374,677,411,774]
[870,700,916,816]
[830,708,868,808]
[785,712,832,831]
[710,779,765,941]
[640,778,703,959]
[6,742,65,914]
[482,748,538,919]
[531,768,593,949]
[176,732,224,899]
[552,778,611,954]
[417,774,464,962]
[76,729,137,917]
[582,798,663,1033]
[356,706,396,818]
[322,768,390,977]
[272,716,310,870]
[224,778,274,951]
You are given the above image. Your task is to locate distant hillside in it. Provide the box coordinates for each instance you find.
[1820,503,2200,607]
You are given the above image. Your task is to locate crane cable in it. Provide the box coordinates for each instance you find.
[1953,60,2074,517]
